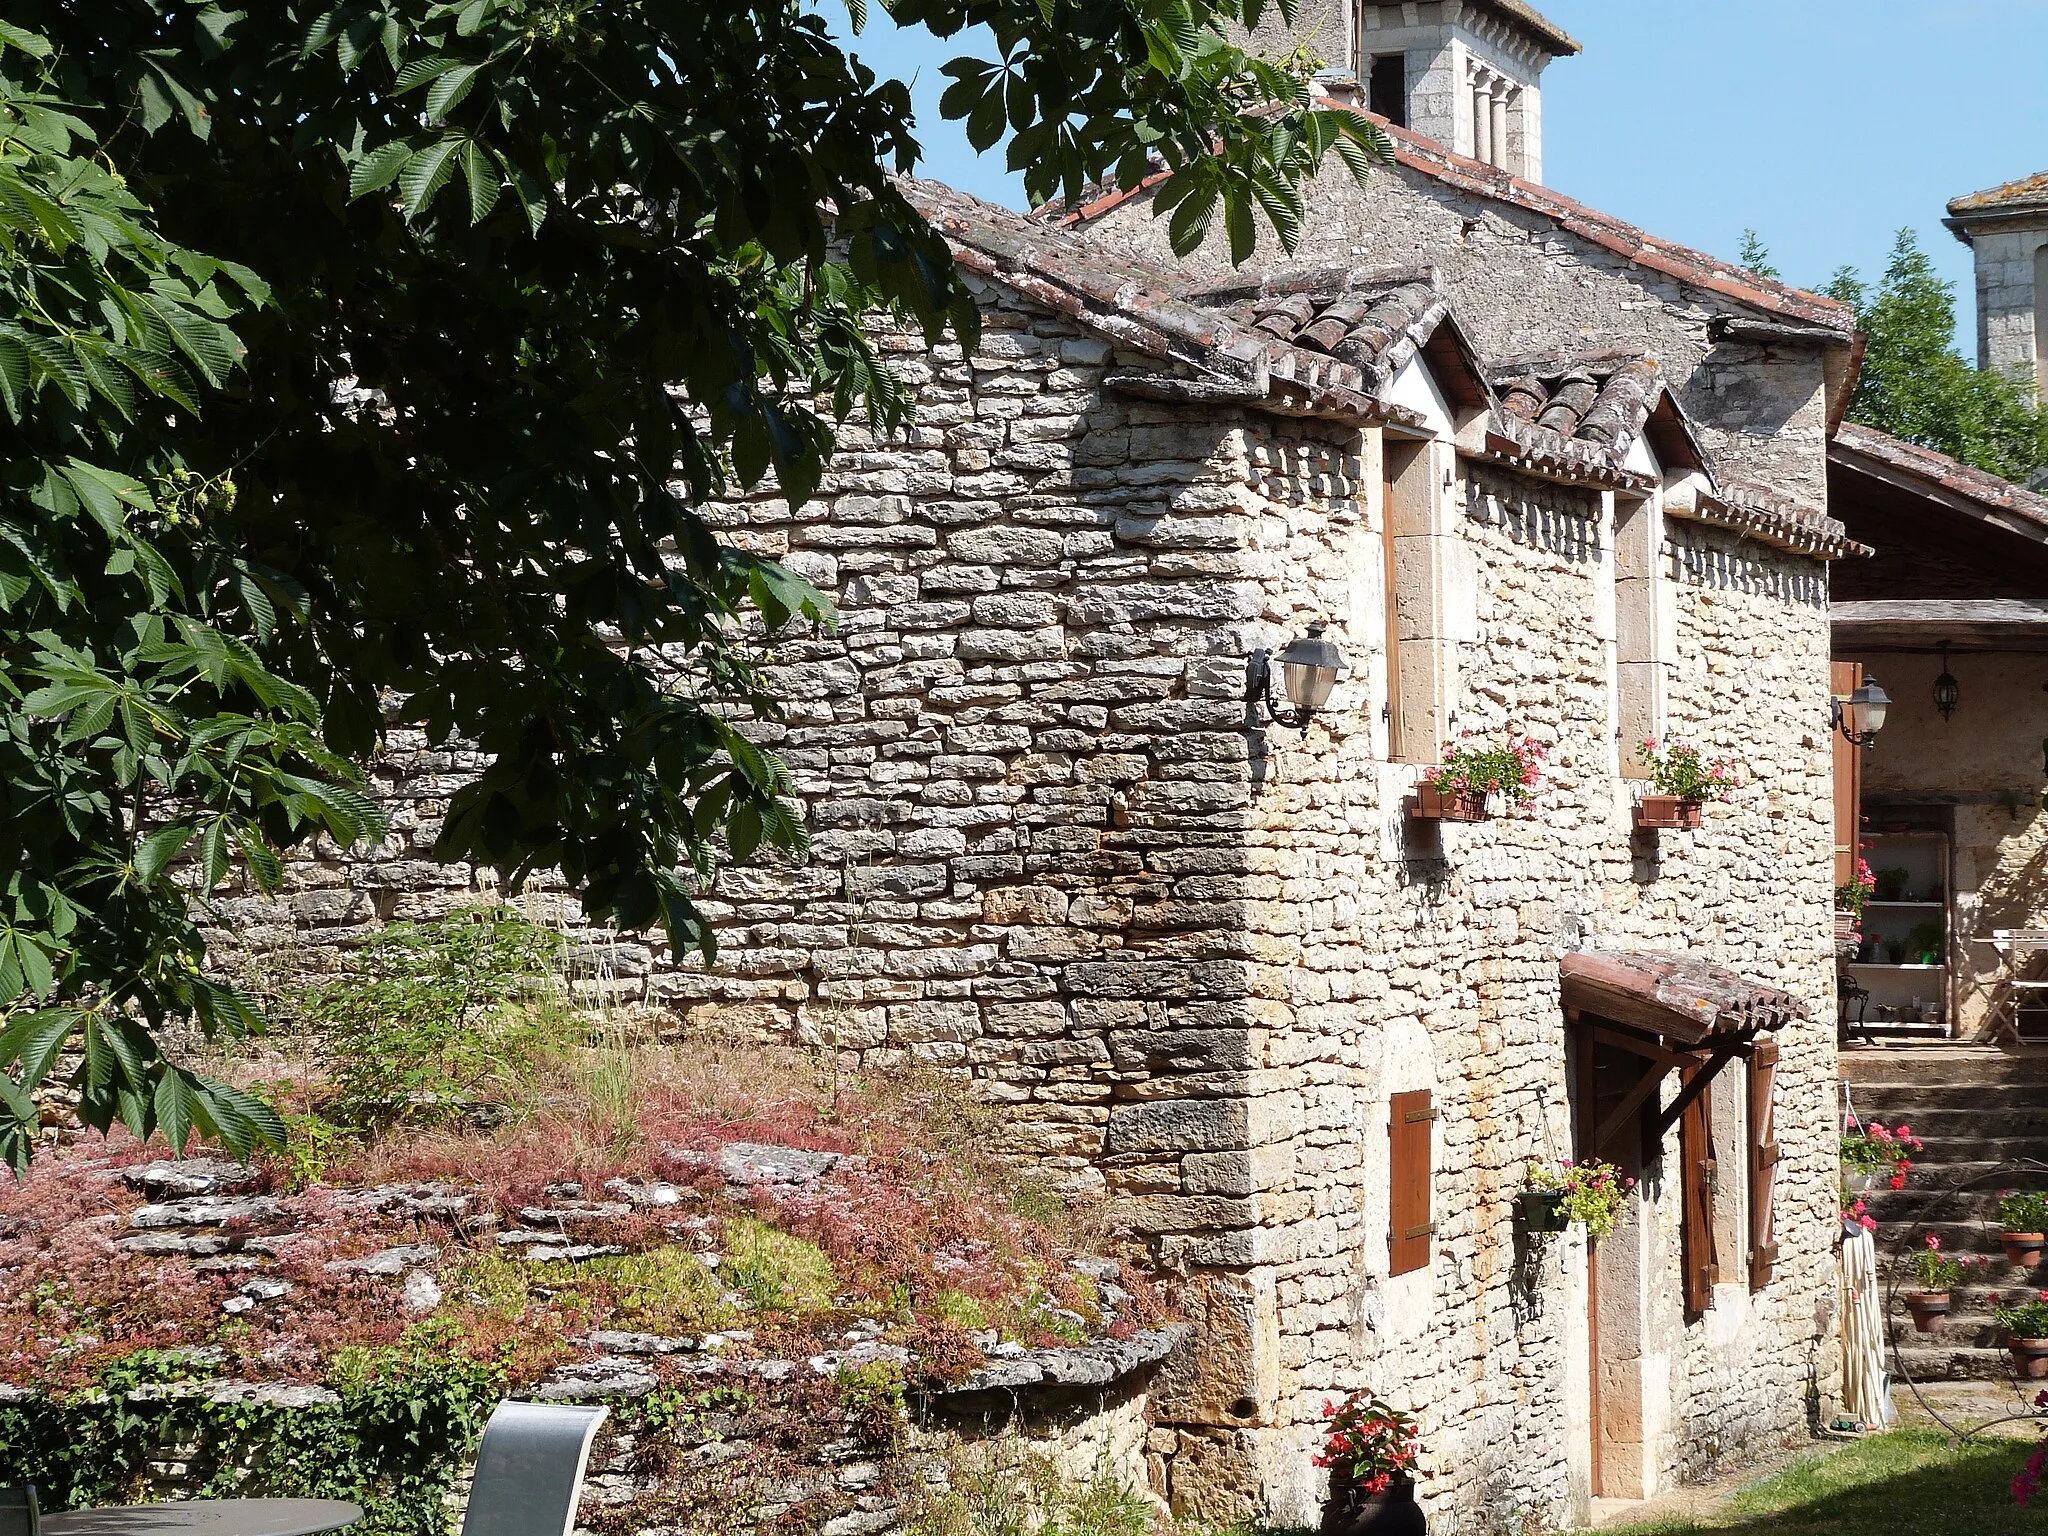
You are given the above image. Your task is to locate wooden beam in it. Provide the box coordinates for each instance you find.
[1647,1040,1747,1145]
[1595,1061,1672,1159]
[1590,1023,1709,1074]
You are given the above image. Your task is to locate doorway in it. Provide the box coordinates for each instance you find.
[1574,1029,1652,1501]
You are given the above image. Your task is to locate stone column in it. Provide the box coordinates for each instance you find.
[1490,84,1510,172]
[1471,70,1492,165]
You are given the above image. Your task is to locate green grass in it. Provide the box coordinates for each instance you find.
[1604,1430,2041,1534]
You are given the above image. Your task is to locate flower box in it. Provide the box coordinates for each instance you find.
[1632,795,1703,831]
[1413,786,1489,822]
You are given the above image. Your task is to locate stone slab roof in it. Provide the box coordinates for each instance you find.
[1561,950,1807,1044]
[1947,171,2048,220]
[1357,0,1580,56]
[1055,113,1857,335]
[1831,422,2048,540]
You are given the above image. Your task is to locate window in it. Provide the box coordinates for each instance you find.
[1389,1089,1434,1276]
[1614,494,1662,773]
[1381,437,1450,762]
[1368,53,1408,128]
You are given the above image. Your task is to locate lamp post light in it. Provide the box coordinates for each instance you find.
[1248,622,1345,732]
[1832,679,1891,749]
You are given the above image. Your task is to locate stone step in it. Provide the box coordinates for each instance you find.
[1872,1218,2048,1258]
[1860,1133,2048,1164]
[1859,1180,2045,1218]
[1892,1343,2031,1382]
[1851,1106,2048,1138]
[1842,1047,2048,1089]
[1852,1083,2048,1112]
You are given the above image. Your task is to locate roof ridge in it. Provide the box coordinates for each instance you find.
[1946,170,2048,217]
[1051,110,1856,333]
[1831,421,2048,532]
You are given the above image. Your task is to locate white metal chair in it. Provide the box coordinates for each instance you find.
[459,1402,608,1536]
[0,1486,40,1536]
[1984,929,2048,1044]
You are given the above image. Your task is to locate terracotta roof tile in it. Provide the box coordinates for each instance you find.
[1677,480,1868,561]
[1947,171,2048,218]
[1053,111,1857,334]
[1831,422,2048,534]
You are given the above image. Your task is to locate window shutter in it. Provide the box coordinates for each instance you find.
[1389,1089,1435,1277]
[1749,1038,1781,1291]
[1831,660,1864,888]
[1680,1064,1717,1315]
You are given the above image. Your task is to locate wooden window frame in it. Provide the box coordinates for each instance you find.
[1748,1038,1780,1290]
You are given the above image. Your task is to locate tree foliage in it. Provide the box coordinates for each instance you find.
[1827,228,2048,486]
[0,0,1386,1165]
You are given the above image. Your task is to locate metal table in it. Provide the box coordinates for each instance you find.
[43,1502,363,1536]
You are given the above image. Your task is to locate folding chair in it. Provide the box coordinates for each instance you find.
[460,1402,608,1536]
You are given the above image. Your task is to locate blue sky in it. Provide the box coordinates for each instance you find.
[833,0,2048,351]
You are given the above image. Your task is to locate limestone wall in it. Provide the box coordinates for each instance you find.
[214,258,1845,1530]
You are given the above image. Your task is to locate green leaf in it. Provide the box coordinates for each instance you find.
[349,139,414,199]
[155,1067,197,1153]
[459,139,500,223]
[135,821,198,885]
[398,135,465,219]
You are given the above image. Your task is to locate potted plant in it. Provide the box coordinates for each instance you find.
[1841,1121,1921,1197]
[1836,853,1875,926]
[1316,1391,1426,1536]
[1873,866,1910,902]
[2001,1192,2048,1267]
[1998,1294,2048,1379]
[1516,1162,1570,1235]
[1523,1157,1635,1238]
[1630,738,1740,830]
[1903,1233,1982,1333]
[1413,734,1547,823]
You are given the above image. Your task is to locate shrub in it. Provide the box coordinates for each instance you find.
[302,909,573,1132]
[720,1216,837,1315]
[2001,1192,2048,1233]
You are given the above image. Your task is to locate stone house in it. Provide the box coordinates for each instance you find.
[232,4,1869,1529]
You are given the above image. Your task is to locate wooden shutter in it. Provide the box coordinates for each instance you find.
[1831,660,1864,888]
[1680,1065,1717,1315]
[1382,458,1404,759]
[1389,1089,1435,1276]
[1748,1038,1781,1291]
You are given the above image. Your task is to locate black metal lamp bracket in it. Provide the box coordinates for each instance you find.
[1246,650,1311,732]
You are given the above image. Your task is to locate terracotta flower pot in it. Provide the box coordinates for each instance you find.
[1632,795,1704,830]
[1414,786,1488,822]
[1904,1292,1951,1332]
[1322,1472,1426,1536]
[2011,1338,2048,1379]
[2003,1231,2045,1268]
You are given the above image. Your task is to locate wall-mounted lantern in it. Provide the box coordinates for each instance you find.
[1247,622,1345,733]
[1933,644,1960,723]
[1832,678,1892,749]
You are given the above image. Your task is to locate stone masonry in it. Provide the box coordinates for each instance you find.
[222,136,1864,1530]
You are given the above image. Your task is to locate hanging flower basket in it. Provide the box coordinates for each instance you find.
[1632,795,1704,831]
[2000,1194,2048,1267]
[1516,1189,1570,1234]
[2013,1339,2048,1380]
[2007,1233,2047,1269]
[1996,1298,2048,1375]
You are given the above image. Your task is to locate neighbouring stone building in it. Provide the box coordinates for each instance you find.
[1947,169,2048,410]
[222,4,1869,1530]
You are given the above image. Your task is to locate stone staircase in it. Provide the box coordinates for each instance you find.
[1842,1046,2048,1383]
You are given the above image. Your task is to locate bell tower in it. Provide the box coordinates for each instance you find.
[1946,173,2048,406]
[1346,1,1579,184]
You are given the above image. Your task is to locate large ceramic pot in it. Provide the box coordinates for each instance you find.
[1904,1291,1951,1333]
[1632,795,1704,831]
[2004,1231,2046,1268]
[1321,1472,1427,1536]
[2011,1338,2048,1380]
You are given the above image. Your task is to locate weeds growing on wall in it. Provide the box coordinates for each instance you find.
[0,1331,500,1536]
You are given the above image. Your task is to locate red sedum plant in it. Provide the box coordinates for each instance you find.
[1315,1390,1425,1496]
